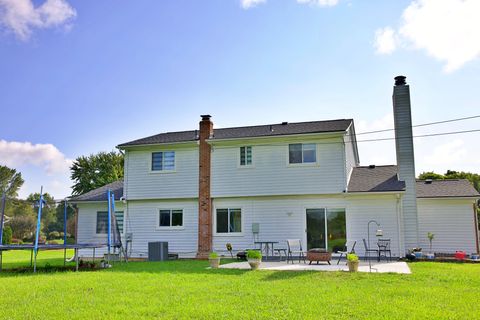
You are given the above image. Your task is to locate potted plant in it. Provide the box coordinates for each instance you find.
[208,252,220,269]
[346,253,359,272]
[426,232,435,260]
[247,250,262,270]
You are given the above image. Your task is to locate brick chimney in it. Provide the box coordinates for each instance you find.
[196,115,213,259]
[392,76,419,252]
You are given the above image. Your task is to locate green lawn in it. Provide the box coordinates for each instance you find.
[0,250,479,319]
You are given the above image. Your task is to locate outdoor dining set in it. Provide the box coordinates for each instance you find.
[233,238,393,265]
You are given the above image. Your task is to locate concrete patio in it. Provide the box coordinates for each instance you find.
[219,260,411,274]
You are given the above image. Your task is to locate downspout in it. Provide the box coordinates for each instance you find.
[474,202,479,254]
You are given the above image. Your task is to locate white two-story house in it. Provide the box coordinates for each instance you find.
[72,77,479,259]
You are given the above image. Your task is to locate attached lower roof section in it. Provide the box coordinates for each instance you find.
[347,165,479,198]
[69,180,124,202]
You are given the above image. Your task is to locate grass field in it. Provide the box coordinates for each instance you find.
[1,250,479,319]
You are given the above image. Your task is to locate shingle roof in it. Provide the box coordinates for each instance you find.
[69,180,124,202]
[416,179,479,198]
[117,119,353,147]
[348,165,479,198]
[347,165,406,193]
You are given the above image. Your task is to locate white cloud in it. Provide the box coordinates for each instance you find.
[422,139,467,167]
[296,0,339,6]
[374,0,480,72]
[0,140,72,175]
[374,27,397,54]
[240,0,266,9]
[0,0,76,40]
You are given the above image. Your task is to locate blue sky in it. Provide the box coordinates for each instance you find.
[0,0,479,199]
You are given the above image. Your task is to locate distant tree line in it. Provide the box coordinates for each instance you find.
[1,151,124,245]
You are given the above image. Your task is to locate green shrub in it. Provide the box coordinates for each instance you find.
[208,252,219,259]
[11,238,23,244]
[48,231,61,240]
[66,237,75,245]
[247,250,262,259]
[2,225,13,244]
[347,253,359,262]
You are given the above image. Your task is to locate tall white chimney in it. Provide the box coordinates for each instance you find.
[393,75,418,251]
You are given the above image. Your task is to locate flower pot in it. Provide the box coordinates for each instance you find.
[248,258,262,270]
[209,257,220,269]
[347,260,359,272]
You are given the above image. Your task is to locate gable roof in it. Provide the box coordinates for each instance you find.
[347,165,406,193]
[69,180,124,202]
[416,179,479,198]
[117,119,353,148]
[348,165,479,198]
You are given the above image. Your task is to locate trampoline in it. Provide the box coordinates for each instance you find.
[0,187,125,272]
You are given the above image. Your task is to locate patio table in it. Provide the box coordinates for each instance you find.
[254,241,279,261]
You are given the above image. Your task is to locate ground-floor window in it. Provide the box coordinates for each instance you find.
[216,208,242,233]
[306,208,346,251]
[159,209,183,227]
[96,211,124,234]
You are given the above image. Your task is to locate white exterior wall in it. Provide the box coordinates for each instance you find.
[344,129,357,186]
[211,136,347,197]
[77,200,199,258]
[212,196,348,253]
[124,145,199,200]
[417,198,477,253]
[346,195,402,257]
[126,199,198,258]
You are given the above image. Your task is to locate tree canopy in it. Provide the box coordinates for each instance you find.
[0,165,24,198]
[70,151,124,195]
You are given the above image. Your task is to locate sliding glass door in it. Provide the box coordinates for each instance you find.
[306,208,346,251]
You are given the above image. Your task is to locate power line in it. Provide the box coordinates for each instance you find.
[356,115,480,136]
[354,128,480,143]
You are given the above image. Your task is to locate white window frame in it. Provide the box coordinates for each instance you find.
[287,143,318,166]
[156,208,184,230]
[214,207,243,236]
[238,146,254,168]
[96,211,124,235]
[150,151,176,173]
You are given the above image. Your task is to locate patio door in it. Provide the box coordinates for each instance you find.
[306,209,326,250]
[306,208,346,251]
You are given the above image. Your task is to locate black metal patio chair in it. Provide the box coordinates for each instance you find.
[362,238,379,262]
[377,239,392,262]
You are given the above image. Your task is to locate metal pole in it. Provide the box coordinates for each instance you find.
[63,199,68,267]
[0,193,6,246]
[33,187,44,273]
[107,189,111,265]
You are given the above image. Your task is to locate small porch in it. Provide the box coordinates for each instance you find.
[219,260,411,274]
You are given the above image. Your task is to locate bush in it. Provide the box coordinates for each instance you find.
[247,250,262,259]
[48,231,61,240]
[2,225,13,244]
[347,253,359,262]
[66,237,75,245]
[208,252,219,259]
[8,215,36,240]
[11,238,23,244]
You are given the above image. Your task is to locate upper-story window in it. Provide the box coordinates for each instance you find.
[152,151,175,171]
[240,146,252,166]
[289,143,316,164]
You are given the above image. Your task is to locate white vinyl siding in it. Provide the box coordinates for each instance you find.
[417,199,477,253]
[211,137,346,197]
[125,147,198,200]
